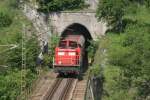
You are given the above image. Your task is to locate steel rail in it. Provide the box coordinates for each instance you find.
[59,78,74,100]
[45,78,62,100]
[44,78,75,100]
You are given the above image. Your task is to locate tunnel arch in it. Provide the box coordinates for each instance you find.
[61,23,92,42]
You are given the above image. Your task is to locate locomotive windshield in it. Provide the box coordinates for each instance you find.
[59,41,67,48]
[59,40,78,48]
[69,41,78,48]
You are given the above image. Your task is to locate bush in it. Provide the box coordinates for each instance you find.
[0,69,37,100]
[6,33,40,71]
[86,40,99,64]
[107,23,150,99]
[96,0,126,32]
[46,35,60,67]
[97,0,150,99]
[37,0,86,12]
[0,11,12,28]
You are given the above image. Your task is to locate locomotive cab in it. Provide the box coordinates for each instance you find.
[53,35,85,75]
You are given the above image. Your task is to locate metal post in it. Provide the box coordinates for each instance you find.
[21,24,27,99]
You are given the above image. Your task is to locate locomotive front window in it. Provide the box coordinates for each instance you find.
[69,41,78,48]
[59,41,67,48]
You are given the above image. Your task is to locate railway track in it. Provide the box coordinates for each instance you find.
[44,78,76,100]
[71,80,87,100]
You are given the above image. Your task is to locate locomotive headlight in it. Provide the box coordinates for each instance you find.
[68,52,76,56]
[58,52,64,55]
[58,61,62,64]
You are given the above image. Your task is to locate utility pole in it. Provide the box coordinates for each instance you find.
[21,24,27,99]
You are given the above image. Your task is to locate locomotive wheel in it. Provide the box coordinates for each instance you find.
[59,72,65,77]
[78,72,83,80]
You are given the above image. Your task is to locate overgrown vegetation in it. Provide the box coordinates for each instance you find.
[96,0,150,32]
[43,35,60,67]
[37,0,87,12]
[87,40,100,65]
[0,0,40,99]
[0,11,12,28]
[95,0,150,99]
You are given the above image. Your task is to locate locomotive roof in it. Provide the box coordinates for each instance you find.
[61,35,85,46]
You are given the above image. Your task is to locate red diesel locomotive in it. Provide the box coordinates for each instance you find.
[53,35,85,75]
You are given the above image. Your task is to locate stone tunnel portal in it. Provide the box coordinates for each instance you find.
[61,23,92,73]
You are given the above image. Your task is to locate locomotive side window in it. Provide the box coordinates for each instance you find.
[59,41,67,48]
[69,41,78,48]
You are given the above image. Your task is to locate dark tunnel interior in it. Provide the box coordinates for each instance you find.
[61,23,92,47]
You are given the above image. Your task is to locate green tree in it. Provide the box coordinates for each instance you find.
[108,19,150,99]
[6,33,39,71]
[96,0,127,32]
[87,40,99,64]
[45,35,60,67]
[96,0,150,99]
[37,0,86,12]
[0,11,12,28]
[96,0,150,32]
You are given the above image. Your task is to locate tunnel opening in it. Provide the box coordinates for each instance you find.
[61,23,92,47]
[61,23,92,74]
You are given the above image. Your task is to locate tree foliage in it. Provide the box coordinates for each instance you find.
[96,0,150,99]
[108,24,150,99]
[0,69,37,100]
[0,11,12,28]
[0,1,40,99]
[96,0,126,32]
[96,0,150,32]
[5,33,39,71]
[0,32,40,99]
[44,35,60,67]
[87,40,99,64]
[121,24,150,98]
[37,0,86,12]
